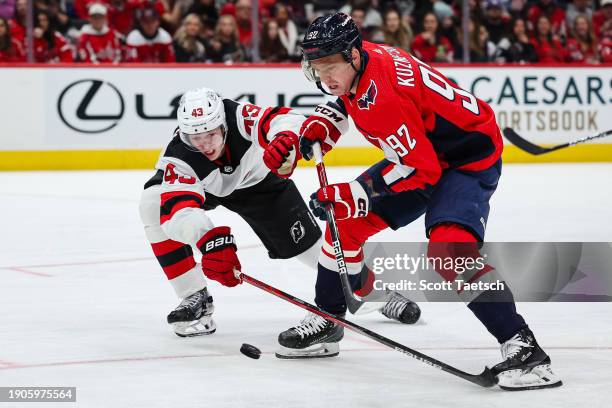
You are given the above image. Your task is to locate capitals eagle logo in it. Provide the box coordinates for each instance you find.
[357,79,377,110]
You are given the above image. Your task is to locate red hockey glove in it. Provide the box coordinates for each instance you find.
[263,131,300,178]
[309,180,371,221]
[299,113,343,160]
[197,226,241,287]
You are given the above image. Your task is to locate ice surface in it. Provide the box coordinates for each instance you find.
[1,164,611,408]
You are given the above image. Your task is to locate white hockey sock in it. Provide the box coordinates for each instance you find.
[170,264,208,299]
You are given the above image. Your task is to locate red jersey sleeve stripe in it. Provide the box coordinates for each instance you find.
[257,106,293,147]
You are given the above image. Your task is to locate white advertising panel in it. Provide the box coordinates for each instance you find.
[0,66,610,151]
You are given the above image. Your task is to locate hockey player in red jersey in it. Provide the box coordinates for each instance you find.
[265,13,561,390]
[139,87,420,338]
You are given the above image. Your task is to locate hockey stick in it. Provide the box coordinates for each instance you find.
[503,127,612,155]
[238,271,498,388]
[312,143,387,315]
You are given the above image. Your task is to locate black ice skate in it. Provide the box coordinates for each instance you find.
[380,291,421,324]
[276,313,344,359]
[167,287,216,337]
[493,327,562,390]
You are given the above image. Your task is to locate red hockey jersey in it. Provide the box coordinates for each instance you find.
[0,37,25,62]
[34,32,74,63]
[77,24,123,63]
[333,41,502,194]
[125,28,175,62]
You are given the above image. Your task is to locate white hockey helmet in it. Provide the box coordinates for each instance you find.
[177,87,227,147]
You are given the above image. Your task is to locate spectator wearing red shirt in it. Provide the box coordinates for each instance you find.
[107,0,137,35]
[566,14,599,64]
[412,12,453,63]
[527,0,565,37]
[77,3,123,63]
[75,0,165,35]
[0,16,25,62]
[599,17,612,63]
[232,0,265,51]
[593,0,612,38]
[234,0,252,46]
[8,0,26,43]
[530,14,566,62]
[125,7,175,62]
[33,10,73,63]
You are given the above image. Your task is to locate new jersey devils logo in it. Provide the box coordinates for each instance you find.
[357,80,377,110]
[290,221,305,244]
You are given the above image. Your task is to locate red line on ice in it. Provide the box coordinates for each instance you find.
[0,347,609,371]
[0,359,20,368]
[3,267,52,277]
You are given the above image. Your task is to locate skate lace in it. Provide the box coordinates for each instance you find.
[293,313,329,339]
[381,292,408,319]
[179,291,203,310]
[501,333,532,360]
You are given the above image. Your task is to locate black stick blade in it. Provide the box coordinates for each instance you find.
[472,366,499,388]
[502,128,558,155]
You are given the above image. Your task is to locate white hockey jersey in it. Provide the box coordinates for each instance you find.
[150,99,305,247]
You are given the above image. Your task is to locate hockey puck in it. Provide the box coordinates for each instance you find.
[240,343,261,359]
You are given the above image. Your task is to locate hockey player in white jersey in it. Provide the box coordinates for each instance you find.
[139,87,421,340]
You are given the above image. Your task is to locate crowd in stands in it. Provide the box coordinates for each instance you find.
[1,0,611,64]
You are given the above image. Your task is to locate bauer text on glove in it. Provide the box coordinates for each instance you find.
[197,226,242,287]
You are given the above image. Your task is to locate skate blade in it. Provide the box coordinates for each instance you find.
[499,381,563,391]
[172,316,217,337]
[498,364,563,391]
[275,343,340,359]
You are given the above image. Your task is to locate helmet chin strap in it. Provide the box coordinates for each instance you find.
[348,48,365,96]
[315,82,332,96]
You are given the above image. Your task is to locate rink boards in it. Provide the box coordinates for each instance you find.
[0,64,610,170]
